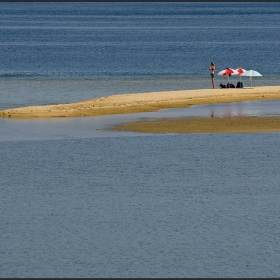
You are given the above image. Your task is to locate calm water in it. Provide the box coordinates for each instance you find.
[1,2,280,278]
[1,134,280,278]
[1,99,280,142]
[0,2,279,109]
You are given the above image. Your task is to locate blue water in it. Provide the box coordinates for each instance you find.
[1,2,280,278]
[1,134,280,278]
[0,2,279,109]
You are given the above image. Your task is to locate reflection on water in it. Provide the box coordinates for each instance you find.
[210,103,244,118]
[208,100,280,118]
[1,100,280,142]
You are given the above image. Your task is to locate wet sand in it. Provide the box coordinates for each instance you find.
[111,116,280,134]
[1,86,280,134]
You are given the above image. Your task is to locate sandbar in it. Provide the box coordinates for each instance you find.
[1,86,280,134]
[1,86,280,119]
[111,116,280,134]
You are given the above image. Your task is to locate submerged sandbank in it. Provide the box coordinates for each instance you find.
[111,116,280,134]
[1,86,280,119]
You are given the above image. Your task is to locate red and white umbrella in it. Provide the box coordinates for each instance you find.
[235,68,246,75]
[218,68,237,76]
[218,68,238,83]
[234,68,247,82]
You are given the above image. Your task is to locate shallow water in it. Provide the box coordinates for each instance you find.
[1,99,280,142]
[1,102,280,278]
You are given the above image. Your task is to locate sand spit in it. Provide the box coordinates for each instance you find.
[1,86,280,119]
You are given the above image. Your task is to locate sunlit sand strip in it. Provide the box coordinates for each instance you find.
[1,86,280,119]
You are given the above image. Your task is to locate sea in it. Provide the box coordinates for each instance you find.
[1,2,280,278]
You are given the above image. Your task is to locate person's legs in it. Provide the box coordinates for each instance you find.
[211,76,215,89]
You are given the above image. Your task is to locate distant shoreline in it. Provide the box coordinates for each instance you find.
[1,86,280,120]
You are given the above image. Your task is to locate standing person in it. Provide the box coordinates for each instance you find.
[209,62,216,89]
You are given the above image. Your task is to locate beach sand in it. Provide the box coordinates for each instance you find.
[1,86,280,133]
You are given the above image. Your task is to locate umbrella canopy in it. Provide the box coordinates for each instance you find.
[218,68,238,84]
[218,68,238,76]
[241,69,262,87]
[236,68,246,75]
[234,68,247,82]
